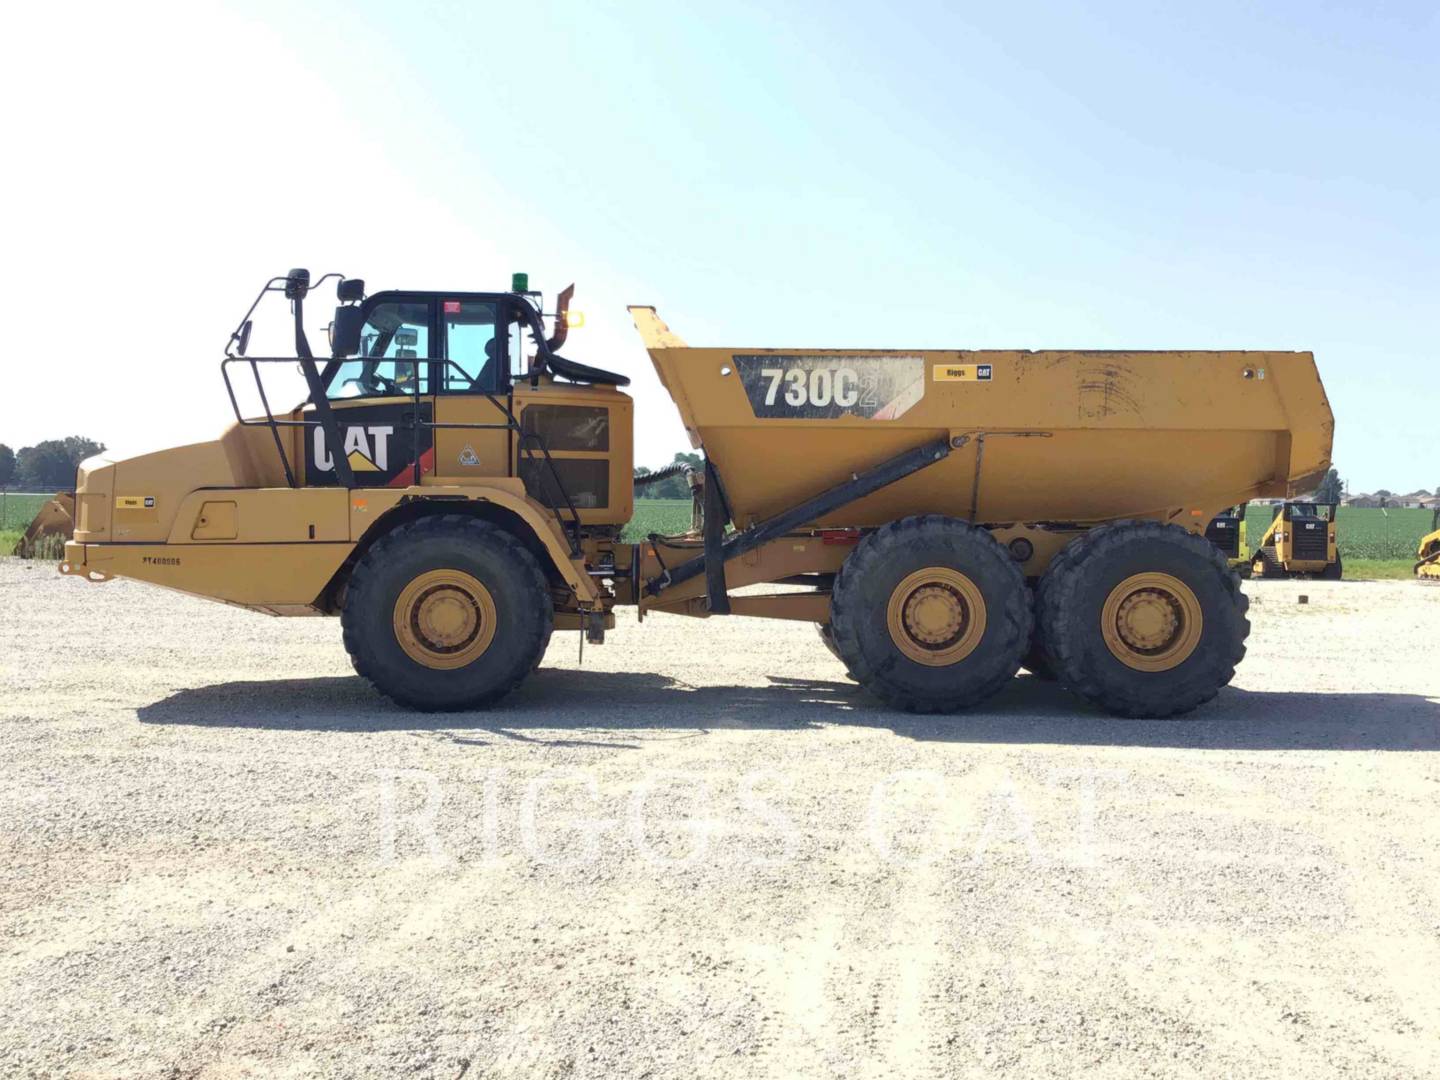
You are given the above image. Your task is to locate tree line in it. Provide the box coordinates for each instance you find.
[0,437,106,491]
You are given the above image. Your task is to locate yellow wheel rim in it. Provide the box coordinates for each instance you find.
[392,569,497,669]
[885,567,987,666]
[1101,572,1203,672]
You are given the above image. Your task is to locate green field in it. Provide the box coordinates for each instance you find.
[0,493,51,532]
[1243,505,1433,561]
[623,498,693,542]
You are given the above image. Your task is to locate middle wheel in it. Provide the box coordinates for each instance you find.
[829,515,1031,712]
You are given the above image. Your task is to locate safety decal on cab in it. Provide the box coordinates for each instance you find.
[305,401,434,486]
[932,363,992,383]
[732,355,925,420]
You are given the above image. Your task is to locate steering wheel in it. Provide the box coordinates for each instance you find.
[370,372,402,396]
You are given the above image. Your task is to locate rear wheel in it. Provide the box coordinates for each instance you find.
[342,515,554,711]
[829,516,1030,712]
[1036,522,1248,718]
[1319,553,1343,580]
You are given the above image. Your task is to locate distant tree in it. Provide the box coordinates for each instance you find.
[1314,468,1342,504]
[0,443,14,488]
[15,436,105,490]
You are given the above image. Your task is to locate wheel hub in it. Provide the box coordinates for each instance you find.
[1115,589,1179,651]
[1100,572,1203,672]
[414,586,481,651]
[393,569,498,670]
[903,585,966,645]
[886,567,987,666]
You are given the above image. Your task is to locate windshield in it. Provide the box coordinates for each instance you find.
[327,301,430,399]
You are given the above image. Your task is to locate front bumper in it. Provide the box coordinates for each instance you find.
[59,542,111,581]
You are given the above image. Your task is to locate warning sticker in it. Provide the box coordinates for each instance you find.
[933,363,993,383]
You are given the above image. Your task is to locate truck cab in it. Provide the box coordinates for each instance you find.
[64,271,633,621]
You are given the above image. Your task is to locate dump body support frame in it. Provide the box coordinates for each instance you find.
[644,438,952,602]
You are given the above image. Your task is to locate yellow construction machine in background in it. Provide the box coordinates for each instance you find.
[10,493,75,558]
[1250,502,1341,579]
[1416,508,1440,580]
[1203,503,1250,576]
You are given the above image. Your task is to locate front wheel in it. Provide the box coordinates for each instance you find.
[829,515,1031,713]
[1035,522,1249,718]
[341,515,554,711]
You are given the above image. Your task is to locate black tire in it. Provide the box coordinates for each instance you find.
[1319,553,1343,580]
[1020,587,1057,680]
[341,515,554,711]
[816,622,856,680]
[829,515,1030,712]
[1252,546,1283,579]
[1036,521,1249,718]
[1021,641,1055,680]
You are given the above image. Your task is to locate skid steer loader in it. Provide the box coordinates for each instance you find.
[1416,508,1440,580]
[1203,503,1250,577]
[1250,501,1341,579]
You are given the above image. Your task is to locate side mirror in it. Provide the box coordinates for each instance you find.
[394,328,418,348]
[233,319,253,356]
[337,278,365,302]
[330,306,365,358]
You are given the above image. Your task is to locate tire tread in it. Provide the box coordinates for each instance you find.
[340,514,554,711]
[830,515,1031,713]
[1035,520,1249,718]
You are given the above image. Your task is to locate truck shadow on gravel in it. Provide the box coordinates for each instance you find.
[136,671,1440,752]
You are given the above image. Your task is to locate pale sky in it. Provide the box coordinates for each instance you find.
[3,0,1435,492]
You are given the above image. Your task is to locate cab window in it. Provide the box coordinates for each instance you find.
[442,300,503,392]
[328,300,431,399]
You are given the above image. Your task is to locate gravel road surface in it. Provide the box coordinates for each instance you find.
[3,558,1438,1078]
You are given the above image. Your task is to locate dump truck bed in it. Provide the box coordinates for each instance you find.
[631,308,1333,529]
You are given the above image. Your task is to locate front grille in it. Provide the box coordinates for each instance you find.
[1291,520,1328,560]
[1205,518,1241,558]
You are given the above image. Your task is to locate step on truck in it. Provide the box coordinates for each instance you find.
[61,270,1334,718]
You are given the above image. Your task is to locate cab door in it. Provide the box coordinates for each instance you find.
[431,297,513,482]
[303,296,436,487]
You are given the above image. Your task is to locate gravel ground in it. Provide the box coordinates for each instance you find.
[2,557,1439,1079]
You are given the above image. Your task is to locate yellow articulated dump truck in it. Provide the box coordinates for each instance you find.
[61,270,1333,718]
